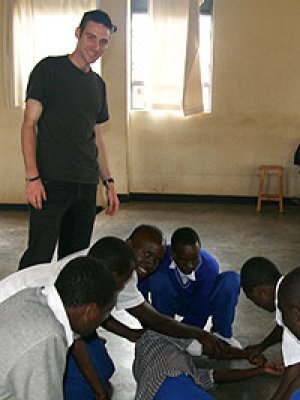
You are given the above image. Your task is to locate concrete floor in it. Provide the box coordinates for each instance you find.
[0,201,299,399]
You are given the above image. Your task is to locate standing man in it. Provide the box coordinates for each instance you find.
[19,9,119,270]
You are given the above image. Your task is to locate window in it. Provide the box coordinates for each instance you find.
[131,0,213,112]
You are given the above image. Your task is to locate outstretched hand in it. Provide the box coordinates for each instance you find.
[263,360,284,376]
[244,343,265,363]
[200,331,232,359]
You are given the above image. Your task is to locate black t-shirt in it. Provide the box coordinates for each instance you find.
[26,55,109,183]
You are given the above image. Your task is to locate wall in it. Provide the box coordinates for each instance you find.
[0,0,299,204]
[129,0,300,196]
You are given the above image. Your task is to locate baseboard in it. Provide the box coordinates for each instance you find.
[1,194,297,210]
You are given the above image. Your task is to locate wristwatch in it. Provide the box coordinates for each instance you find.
[102,177,115,187]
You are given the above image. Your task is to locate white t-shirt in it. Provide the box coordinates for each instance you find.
[275,277,300,367]
[115,270,144,310]
[0,250,144,311]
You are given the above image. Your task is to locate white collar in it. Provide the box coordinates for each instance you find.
[169,260,196,283]
[42,285,74,347]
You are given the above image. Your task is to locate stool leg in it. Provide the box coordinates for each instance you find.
[257,170,264,212]
[278,171,283,212]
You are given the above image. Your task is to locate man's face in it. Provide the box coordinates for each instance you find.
[75,21,110,66]
[129,239,166,280]
[172,243,200,275]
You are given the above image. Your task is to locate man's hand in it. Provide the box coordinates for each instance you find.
[199,331,231,359]
[25,179,46,209]
[105,184,119,216]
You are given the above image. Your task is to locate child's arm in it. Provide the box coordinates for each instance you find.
[102,315,145,342]
[71,338,109,400]
[244,325,283,363]
[270,363,300,400]
[217,344,267,366]
[213,363,283,383]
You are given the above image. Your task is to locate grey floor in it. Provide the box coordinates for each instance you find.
[1,201,300,399]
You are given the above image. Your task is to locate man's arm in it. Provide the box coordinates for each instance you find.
[270,363,300,400]
[127,301,231,358]
[94,124,119,216]
[245,325,283,362]
[70,338,109,400]
[21,98,46,209]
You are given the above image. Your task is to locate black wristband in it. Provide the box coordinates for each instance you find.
[102,177,115,187]
[25,175,40,183]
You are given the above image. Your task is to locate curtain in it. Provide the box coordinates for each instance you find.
[2,0,96,108]
[147,0,204,115]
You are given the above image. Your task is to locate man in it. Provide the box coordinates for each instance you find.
[0,256,117,400]
[241,257,300,400]
[19,9,119,270]
[137,227,241,347]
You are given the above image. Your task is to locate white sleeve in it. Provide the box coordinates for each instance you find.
[0,249,89,304]
[115,271,144,310]
[282,327,300,367]
[275,277,300,367]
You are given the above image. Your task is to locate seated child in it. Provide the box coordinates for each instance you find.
[133,330,282,400]
[277,266,300,400]
[241,257,300,400]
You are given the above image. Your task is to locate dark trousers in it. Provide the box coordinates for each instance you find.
[19,181,97,270]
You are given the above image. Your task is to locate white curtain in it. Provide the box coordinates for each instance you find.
[2,0,96,108]
[147,0,204,115]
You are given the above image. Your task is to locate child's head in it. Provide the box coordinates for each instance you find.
[88,236,136,290]
[171,227,201,275]
[127,224,166,280]
[240,257,281,312]
[55,256,117,336]
[278,266,300,340]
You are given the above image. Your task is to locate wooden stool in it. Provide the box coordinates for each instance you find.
[257,165,284,212]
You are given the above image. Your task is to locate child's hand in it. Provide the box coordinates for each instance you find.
[263,360,284,376]
[244,343,265,363]
[250,353,267,367]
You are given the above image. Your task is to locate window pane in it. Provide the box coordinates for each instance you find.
[131,11,213,112]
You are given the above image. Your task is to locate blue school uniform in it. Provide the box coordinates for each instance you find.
[138,245,240,338]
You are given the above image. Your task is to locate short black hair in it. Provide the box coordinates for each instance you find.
[88,236,136,276]
[79,9,117,34]
[278,266,300,307]
[129,224,165,244]
[55,256,116,308]
[240,257,281,295]
[171,227,200,251]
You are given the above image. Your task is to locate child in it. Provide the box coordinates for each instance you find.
[277,266,300,400]
[133,330,282,400]
[241,257,300,400]
[0,256,117,400]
